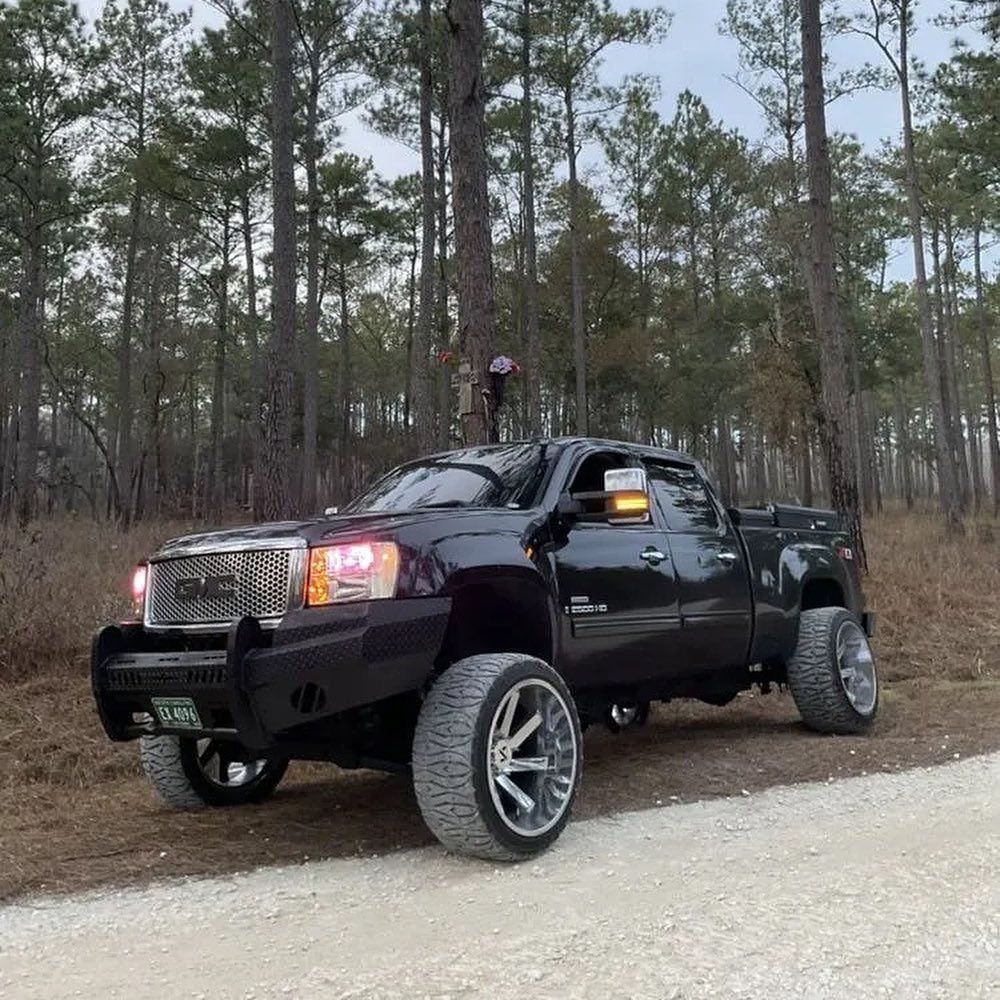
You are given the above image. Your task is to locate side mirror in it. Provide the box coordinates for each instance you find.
[602,468,651,522]
[564,468,651,524]
[324,505,339,517]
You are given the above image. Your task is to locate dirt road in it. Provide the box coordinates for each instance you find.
[2,752,998,999]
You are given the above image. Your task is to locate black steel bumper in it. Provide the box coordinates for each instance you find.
[91,598,451,752]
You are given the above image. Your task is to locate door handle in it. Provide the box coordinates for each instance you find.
[640,547,667,565]
[716,550,738,565]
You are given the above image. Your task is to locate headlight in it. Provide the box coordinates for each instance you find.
[131,564,148,620]
[306,542,399,606]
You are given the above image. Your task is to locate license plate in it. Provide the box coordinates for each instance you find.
[151,697,203,731]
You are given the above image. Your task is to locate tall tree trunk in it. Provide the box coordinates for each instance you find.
[565,88,588,434]
[404,232,418,427]
[412,0,436,452]
[446,0,495,445]
[849,342,873,516]
[14,230,43,527]
[336,255,352,497]
[520,0,542,434]
[938,224,970,507]
[799,0,865,567]
[435,113,451,449]
[240,189,262,502]
[800,413,814,507]
[895,2,962,529]
[1,250,26,521]
[209,214,231,520]
[258,0,297,520]
[974,220,1000,516]
[115,185,143,525]
[301,49,321,514]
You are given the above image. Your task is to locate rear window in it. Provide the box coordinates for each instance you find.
[645,463,718,531]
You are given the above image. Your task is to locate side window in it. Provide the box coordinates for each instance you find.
[645,463,719,531]
[567,451,629,495]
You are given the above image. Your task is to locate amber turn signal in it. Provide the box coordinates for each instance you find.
[609,491,650,515]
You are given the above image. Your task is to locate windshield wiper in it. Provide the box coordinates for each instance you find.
[417,500,473,509]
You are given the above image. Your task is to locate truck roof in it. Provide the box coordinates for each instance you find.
[423,437,697,468]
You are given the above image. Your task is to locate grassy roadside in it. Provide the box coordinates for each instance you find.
[1,511,998,901]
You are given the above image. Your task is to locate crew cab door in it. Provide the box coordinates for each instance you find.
[642,460,753,672]
[549,450,681,687]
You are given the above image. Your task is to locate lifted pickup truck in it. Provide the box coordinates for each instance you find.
[92,438,878,860]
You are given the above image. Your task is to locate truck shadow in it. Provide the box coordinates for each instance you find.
[8,681,998,901]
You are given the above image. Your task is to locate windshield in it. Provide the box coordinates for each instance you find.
[344,444,549,513]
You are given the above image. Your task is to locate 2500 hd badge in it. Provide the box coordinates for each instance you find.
[92,438,877,861]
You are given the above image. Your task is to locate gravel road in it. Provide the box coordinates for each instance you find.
[2,752,998,999]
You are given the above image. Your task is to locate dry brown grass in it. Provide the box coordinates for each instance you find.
[0,519,193,682]
[0,520,194,790]
[0,510,998,900]
[866,511,1000,683]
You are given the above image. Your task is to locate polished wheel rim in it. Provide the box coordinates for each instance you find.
[836,621,878,715]
[195,738,268,787]
[486,678,578,837]
[610,703,639,728]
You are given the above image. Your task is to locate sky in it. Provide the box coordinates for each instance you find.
[75,0,974,277]
[74,0,967,164]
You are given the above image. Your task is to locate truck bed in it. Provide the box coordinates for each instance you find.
[732,504,841,533]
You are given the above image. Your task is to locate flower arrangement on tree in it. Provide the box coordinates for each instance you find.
[435,351,523,426]
[488,355,521,408]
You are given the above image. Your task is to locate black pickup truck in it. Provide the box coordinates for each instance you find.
[92,438,878,860]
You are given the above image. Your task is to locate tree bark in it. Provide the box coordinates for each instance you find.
[435,111,451,450]
[208,214,231,520]
[446,0,495,445]
[301,47,321,513]
[257,0,297,520]
[799,0,865,569]
[336,250,352,497]
[849,342,873,516]
[800,413,814,507]
[240,188,262,498]
[14,230,43,527]
[412,0,436,452]
[974,220,1000,516]
[565,87,588,434]
[895,1,962,529]
[115,185,142,526]
[520,0,542,434]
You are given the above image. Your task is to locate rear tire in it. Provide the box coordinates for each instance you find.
[412,653,582,861]
[786,607,879,735]
[140,735,287,808]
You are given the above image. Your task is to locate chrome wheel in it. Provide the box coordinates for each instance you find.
[195,738,268,788]
[487,678,578,838]
[836,621,877,716]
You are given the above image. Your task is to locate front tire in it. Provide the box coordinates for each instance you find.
[140,735,288,808]
[412,653,582,861]
[786,607,879,735]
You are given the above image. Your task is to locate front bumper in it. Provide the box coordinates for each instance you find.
[92,598,451,751]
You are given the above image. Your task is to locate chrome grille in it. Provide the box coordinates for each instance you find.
[147,549,296,627]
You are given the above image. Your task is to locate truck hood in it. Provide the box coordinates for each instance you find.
[152,508,536,559]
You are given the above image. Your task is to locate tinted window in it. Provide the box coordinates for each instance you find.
[345,444,548,512]
[645,463,719,531]
[567,451,630,494]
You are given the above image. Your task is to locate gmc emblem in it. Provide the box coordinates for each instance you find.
[174,574,238,601]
